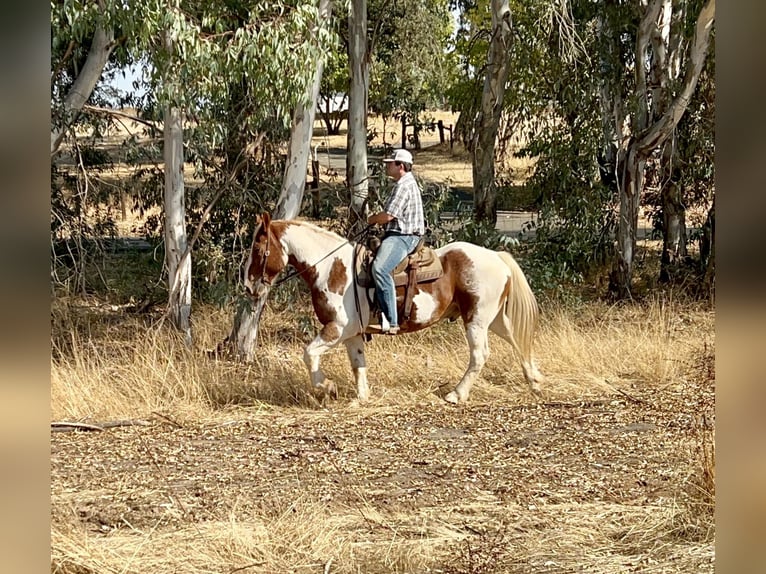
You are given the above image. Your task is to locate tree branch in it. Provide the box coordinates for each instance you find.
[634,0,663,132]
[82,104,159,130]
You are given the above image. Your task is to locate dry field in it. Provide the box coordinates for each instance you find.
[52,111,714,572]
[51,297,715,573]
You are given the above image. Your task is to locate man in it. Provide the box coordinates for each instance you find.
[367,148,425,335]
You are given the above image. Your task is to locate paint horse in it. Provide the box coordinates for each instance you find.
[244,213,544,404]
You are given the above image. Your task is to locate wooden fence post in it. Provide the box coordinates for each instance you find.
[310,145,320,218]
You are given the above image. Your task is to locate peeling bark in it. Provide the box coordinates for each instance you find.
[163,27,192,344]
[164,105,191,344]
[659,180,688,283]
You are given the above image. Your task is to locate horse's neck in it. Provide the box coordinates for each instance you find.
[279,221,352,276]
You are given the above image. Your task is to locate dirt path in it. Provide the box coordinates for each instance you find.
[51,380,714,572]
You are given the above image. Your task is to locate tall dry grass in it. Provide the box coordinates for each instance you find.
[51,295,713,421]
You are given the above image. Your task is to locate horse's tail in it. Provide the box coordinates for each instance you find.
[496,251,543,391]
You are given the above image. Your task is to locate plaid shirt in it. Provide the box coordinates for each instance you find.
[383,172,425,235]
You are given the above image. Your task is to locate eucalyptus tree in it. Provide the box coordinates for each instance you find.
[231,0,336,360]
[50,0,116,156]
[347,0,454,230]
[52,0,338,340]
[274,0,334,221]
[130,1,334,340]
[450,0,578,226]
[450,0,715,297]
[601,0,715,297]
[367,0,455,136]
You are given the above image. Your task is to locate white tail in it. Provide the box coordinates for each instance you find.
[496,251,543,393]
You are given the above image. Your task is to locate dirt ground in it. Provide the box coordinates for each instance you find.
[51,373,714,573]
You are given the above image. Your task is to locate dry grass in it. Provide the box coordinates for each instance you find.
[51,296,711,420]
[51,294,714,573]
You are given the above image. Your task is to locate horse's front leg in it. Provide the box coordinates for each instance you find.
[303,322,343,399]
[344,335,369,402]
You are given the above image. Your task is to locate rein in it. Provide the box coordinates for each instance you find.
[267,224,374,289]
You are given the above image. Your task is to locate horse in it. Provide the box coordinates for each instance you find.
[243,212,544,404]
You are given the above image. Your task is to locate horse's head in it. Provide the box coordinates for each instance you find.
[244,212,287,299]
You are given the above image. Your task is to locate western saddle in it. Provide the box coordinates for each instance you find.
[355,234,443,323]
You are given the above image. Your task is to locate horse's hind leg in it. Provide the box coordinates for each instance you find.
[445,323,489,404]
[489,315,543,395]
[344,335,369,402]
[303,322,343,399]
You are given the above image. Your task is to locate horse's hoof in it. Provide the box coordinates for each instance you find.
[313,381,337,400]
[528,381,543,398]
[444,391,461,404]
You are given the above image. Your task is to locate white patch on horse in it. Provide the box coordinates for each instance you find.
[411,291,439,324]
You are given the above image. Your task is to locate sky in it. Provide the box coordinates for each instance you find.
[109,63,148,100]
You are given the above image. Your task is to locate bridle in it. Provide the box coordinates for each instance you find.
[258,224,275,287]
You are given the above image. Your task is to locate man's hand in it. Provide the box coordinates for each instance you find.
[367,212,394,226]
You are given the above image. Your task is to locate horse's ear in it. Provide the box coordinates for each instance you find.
[262,212,271,229]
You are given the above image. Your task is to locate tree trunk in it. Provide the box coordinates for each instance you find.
[346,0,370,235]
[51,18,114,155]
[164,104,192,344]
[659,180,687,283]
[273,2,333,220]
[231,0,332,360]
[609,146,644,299]
[472,0,513,226]
[700,196,714,294]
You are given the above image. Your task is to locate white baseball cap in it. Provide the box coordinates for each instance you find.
[383,148,414,165]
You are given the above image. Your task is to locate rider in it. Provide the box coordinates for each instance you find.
[367,148,425,335]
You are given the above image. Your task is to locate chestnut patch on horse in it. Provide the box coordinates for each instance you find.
[320,322,341,342]
[327,258,347,294]
[289,258,338,326]
[445,249,480,323]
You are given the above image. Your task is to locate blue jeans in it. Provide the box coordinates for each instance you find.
[372,234,421,328]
